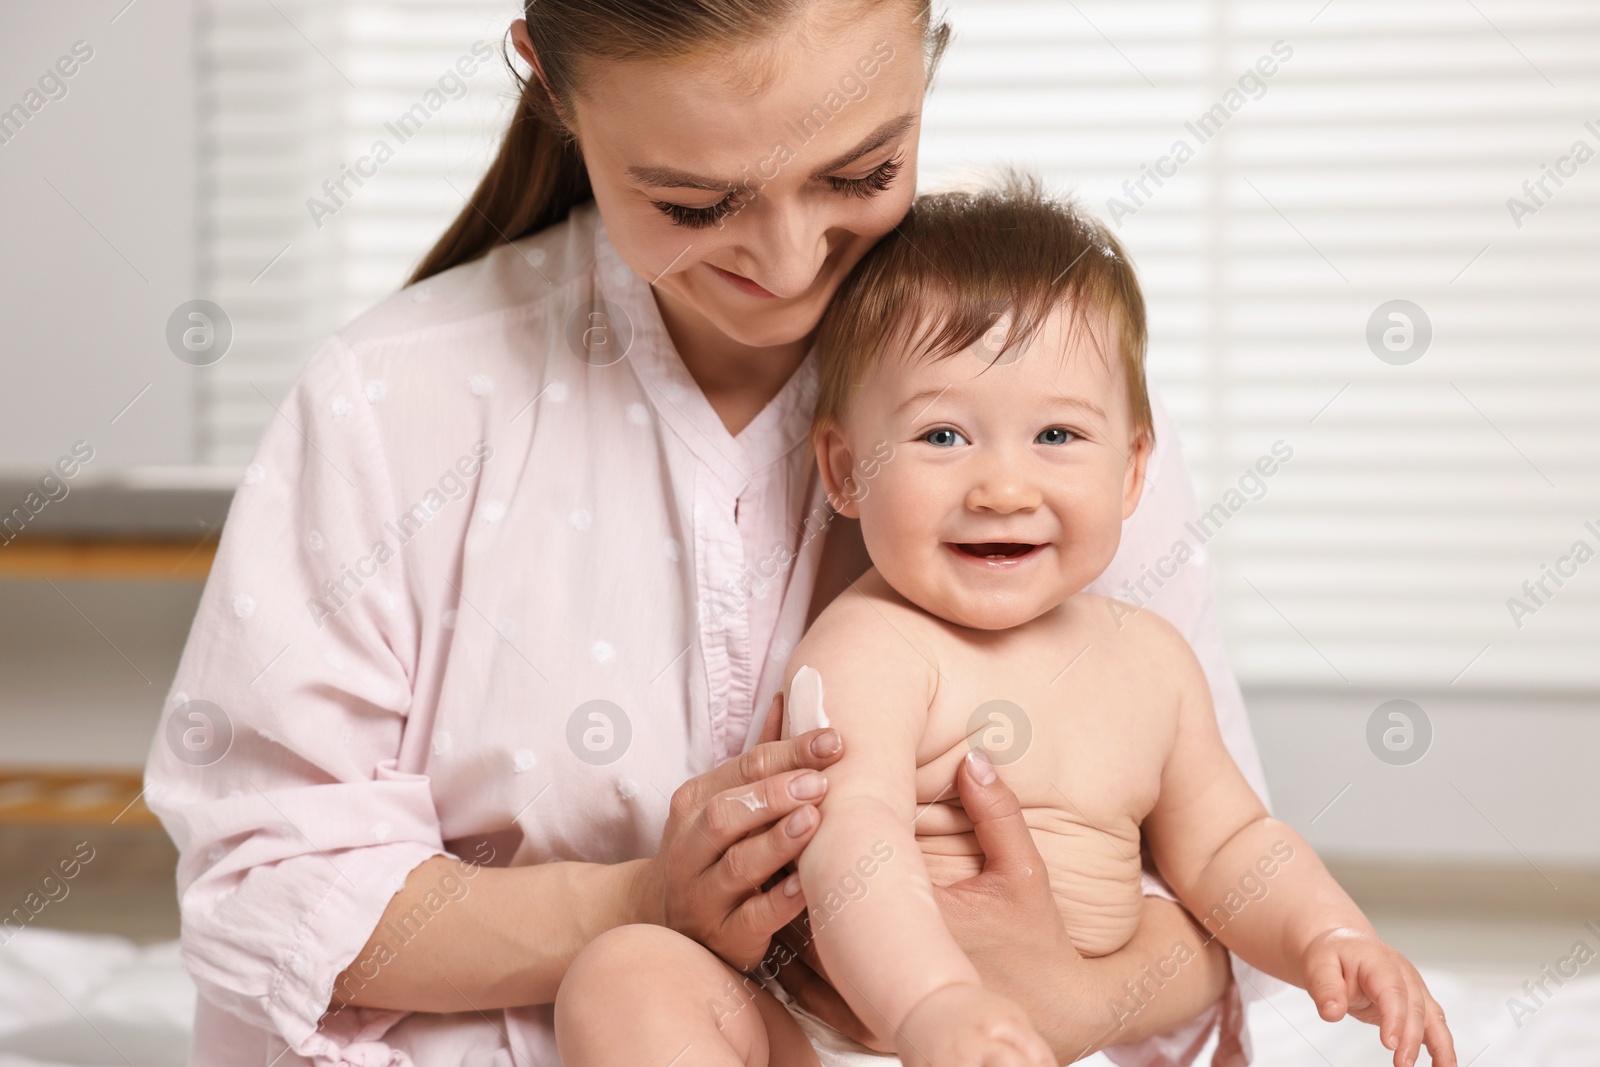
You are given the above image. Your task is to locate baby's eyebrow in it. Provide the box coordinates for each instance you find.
[894,387,1108,422]
[895,386,952,420]
[1046,392,1108,420]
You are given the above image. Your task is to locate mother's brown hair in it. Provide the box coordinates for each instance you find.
[409,0,950,286]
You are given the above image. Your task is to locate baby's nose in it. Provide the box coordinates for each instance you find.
[964,469,1042,513]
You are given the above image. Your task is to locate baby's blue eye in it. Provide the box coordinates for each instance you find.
[1037,427,1075,445]
[924,428,968,447]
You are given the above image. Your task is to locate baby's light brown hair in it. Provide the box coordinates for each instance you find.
[813,174,1151,444]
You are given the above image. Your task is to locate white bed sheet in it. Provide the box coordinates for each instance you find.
[0,927,1594,1066]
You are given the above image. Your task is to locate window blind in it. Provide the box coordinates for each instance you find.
[198,0,517,461]
[198,0,1600,690]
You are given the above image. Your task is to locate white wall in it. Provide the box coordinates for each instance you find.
[1249,688,1600,867]
[0,0,196,468]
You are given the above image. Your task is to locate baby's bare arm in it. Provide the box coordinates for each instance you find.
[784,595,1053,1067]
[1139,612,1456,1067]
[784,597,981,1033]
[1136,610,1373,980]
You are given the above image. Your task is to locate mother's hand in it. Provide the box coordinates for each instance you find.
[630,692,843,972]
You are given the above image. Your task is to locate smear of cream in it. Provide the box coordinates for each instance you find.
[728,789,766,812]
[787,665,830,735]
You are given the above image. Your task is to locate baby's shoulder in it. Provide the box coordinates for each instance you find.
[1073,591,1182,641]
[787,570,944,680]
[814,566,944,631]
[1070,592,1199,673]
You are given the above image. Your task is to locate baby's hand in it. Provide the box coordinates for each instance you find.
[895,982,1054,1067]
[1301,927,1456,1067]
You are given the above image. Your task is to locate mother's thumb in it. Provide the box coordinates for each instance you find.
[958,750,1041,876]
[757,690,785,745]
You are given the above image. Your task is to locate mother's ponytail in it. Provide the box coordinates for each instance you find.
[408,43,591,284]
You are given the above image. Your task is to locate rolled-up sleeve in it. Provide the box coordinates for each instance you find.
[143,335,450,1066]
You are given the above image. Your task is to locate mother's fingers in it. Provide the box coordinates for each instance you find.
[688,727,843,813]
[716,802,820,897]
[953,750,1048,882]
[680,769,830,873]
[756,690,784,746]
[718,873,809,971]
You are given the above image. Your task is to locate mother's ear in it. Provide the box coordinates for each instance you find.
[510,19,569,123]
[1121,425,1153,520]
[509,19,545,81]
[814,421,862,519]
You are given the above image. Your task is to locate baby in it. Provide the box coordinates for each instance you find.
[553,181,1456,1067]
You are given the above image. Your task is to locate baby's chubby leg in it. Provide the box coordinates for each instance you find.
[555,923,820,1067]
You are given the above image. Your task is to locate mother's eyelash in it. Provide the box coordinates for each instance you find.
[827,154,905,199]
[652,152,906,229]
[652,193,741,230]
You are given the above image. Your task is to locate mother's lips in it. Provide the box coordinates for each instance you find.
[708,263,779,299]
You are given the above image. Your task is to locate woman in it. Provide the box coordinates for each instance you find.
[145,1,1274,1064]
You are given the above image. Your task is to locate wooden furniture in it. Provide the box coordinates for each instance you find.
[0,537,218,580]
[0,533,218,825]
[0,768,160,827]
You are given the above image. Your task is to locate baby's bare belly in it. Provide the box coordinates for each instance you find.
[915,801,1144,959]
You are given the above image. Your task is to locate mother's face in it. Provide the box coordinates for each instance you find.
[562,2,930,349]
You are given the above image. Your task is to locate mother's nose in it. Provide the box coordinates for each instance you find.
[742,200,829,299]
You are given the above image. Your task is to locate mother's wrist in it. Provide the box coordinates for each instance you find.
[1029,951,1118,1063]
[618,857,662,929]
[965,928,1103,1061]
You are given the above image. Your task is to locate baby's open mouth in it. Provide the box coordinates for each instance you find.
[952,542,1040,561]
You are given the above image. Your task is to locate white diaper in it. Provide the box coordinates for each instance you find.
[764,976,900,1067]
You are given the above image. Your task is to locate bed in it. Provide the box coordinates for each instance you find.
[0,926,1593,1066]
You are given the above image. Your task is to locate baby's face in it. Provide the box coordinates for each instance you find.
[820,300,1149,630]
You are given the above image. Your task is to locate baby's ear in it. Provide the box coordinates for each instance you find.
[814,421,863,519]
[1121,425,1153,520]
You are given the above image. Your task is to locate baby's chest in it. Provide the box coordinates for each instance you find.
[909,674,1166,956]
[912,668,1167,833]
[912,687,1159,956]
